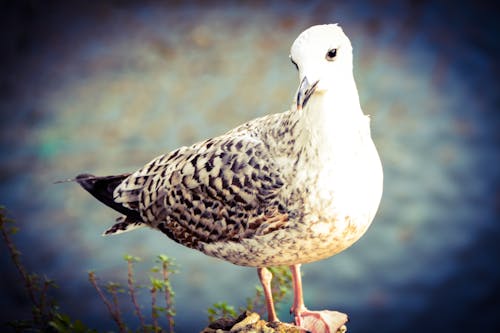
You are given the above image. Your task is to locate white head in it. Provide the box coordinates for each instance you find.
[290,24,355,110]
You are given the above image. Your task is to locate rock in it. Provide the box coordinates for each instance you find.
[201,311,302,333]
[230,312,260,331]
[201,311,348,333]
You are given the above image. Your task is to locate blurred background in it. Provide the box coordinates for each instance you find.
[0,0,499,332]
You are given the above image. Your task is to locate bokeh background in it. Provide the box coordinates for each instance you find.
[1,0,499,332]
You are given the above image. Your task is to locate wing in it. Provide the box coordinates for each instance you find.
[114,131,287,248]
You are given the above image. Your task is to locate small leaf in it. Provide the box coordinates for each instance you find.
[123,254,141,262]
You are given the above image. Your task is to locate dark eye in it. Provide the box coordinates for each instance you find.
[326,48,337,61]
[290,56,299,71]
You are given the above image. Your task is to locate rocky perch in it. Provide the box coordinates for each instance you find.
[201,311,348,333]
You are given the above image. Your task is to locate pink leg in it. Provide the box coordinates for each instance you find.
[290,264,307,324]
[257,267,278,322]
[289,264,348,333]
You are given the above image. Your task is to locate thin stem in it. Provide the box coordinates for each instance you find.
[250,287,265,316]
[88,272,127,333]
[151,287,159,333]
[0,213,41,323]
[109,285,123,330]
[38,278,51,321]
[127,259,147,332]
[162,261,175,333]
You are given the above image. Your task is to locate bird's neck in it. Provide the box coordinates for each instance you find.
[300,77,365,144]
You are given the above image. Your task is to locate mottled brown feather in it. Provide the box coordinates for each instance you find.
[113,121,289,247]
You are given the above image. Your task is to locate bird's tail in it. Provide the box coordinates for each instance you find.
[75,173,145,235]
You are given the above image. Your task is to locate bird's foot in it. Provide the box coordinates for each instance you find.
[293,309,348,333]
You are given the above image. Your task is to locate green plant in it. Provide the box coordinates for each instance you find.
[49,313,98,333]
[150,254,177,332]
[0,206,95,332]
[207,266,293,323]
[207,302,237,322]
[89,254,178,333]
[1,206,179,333]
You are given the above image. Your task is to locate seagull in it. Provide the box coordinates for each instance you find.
[76,24,383,332]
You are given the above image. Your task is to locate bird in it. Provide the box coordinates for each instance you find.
[76,24,383,332]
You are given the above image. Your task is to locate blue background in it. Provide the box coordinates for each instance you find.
[1,1,499,332]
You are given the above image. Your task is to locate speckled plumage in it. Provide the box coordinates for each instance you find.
[77,24,382,270]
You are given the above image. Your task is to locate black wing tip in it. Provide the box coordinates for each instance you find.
[53,173,96,185]
[75,173,131,188]
[75,173,99,191]
[74,173,141,221]
[76,173,95,180]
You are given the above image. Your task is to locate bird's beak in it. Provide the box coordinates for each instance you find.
[296,76,319,111]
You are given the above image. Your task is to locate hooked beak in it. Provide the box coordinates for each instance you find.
[296,76,319,111]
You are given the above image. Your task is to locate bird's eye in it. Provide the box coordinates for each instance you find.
[325,48,337,61]
[290,56,299,71]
